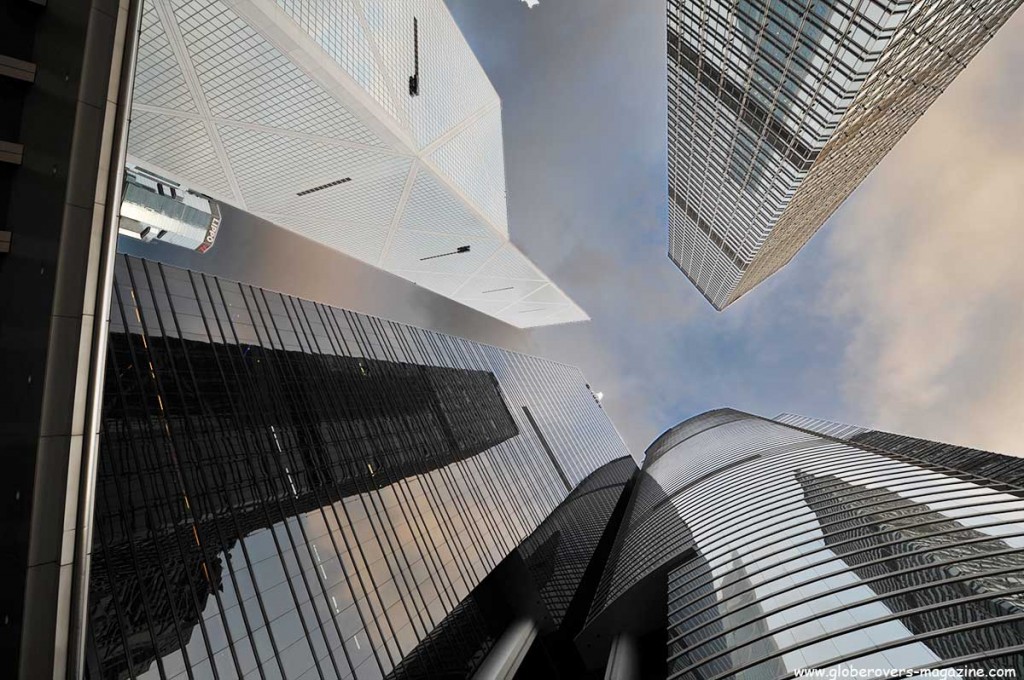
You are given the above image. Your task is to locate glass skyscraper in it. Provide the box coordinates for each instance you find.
[84,256,633,679]
[32,253,1024,679]
[29,256,1024,680]
[666,0,1023,309]
[578,409,1024,678]
[125,0,588,327]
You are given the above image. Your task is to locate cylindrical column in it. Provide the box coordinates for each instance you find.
[604,633,638,680]
[472,618,538,680]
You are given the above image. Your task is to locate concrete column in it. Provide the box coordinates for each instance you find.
[604,633,639,680]
[1,0,136,677]
[472,618,539,680]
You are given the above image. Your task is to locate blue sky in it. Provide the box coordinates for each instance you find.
[128,0,1024,459]
[442,0,859,451]
[441,0,1024,457]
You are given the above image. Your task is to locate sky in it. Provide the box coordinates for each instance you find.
[126,0,1024,460]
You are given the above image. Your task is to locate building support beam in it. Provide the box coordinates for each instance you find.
[67,0,144,676]
[472,618,538,680]
[0,54,37,82]
[1,0,139,676]
[604,633,639,680]
[0,140,24,165]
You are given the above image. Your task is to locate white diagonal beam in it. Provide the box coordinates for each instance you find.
[152,0,246,208]
[377,161,420,265]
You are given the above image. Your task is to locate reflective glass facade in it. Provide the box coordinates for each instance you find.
[584,409,1024,678]
[127,0,589,327]
[667,0,1023,309]
[390,457,636,679]
[777,412,1024,487]
[86,256,631,679]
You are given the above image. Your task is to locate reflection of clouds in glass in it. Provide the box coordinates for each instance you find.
[272,448,580,671]
[692,465,942,673]
[838,466,1024,549]
[130,450,571,679]
[88,257,629,679]
[648,414,1024,678]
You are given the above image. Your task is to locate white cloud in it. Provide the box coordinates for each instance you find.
[527,241,702,460]
[824,10,1024,456]
[521,0,539,8]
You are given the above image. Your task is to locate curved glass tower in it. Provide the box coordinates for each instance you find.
[580,409,1024,678]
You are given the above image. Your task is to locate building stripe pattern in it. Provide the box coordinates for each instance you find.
[86,256,628,679]
[588,409,1024,677]
[667,0,1023,309]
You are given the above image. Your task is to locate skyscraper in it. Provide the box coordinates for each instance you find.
[777,412,1024,486]
[666,0,1023,310]
[578,409,1024,677]
[126,0,586,328]
[84,256,633,679]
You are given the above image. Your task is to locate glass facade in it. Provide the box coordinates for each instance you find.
[85,256,632,679]
[584,409,1024,678]
[777,412,1024,487]
[126,0,589,327]
[667,0,1023,309]
[389,456,636,679]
